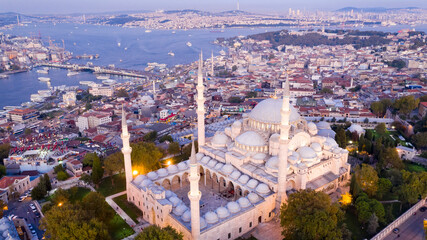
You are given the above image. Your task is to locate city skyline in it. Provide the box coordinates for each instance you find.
[2,0,427,14]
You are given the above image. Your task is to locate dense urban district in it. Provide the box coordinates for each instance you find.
[0,8,426,240]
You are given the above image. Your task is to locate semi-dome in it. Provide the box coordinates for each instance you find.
[212,131,230,147]
[216,207,230,219]
[133,175,146,185]
[297,146,317,160]
[167,165,179,174]
[200,217,207,229]
[173,203,188,216]
[201,156,211,165]
[226,201,241,214]
[204,211,219,224]
[247,179,259,189]
[247,192,261,204]
[177,162,188,171]
[232,121,242,128]
[236,131,266,147]
[249,98,300,123]
[230,170,241,180]
[238,174,250,184]
[221,164,234,175]
[256,183,270,195]
[265,156,279,172]
[168,196,181,207]
[139,179,153,188]
[157,168,168,177]
[147,171,158,180]
[182,210,191,222]
[208,160,218,168]
[324,137,338,148]
[237,197,251,208]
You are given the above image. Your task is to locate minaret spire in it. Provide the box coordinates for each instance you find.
[196,51,206,147]
[188,141,201,240]
[277,78,290,206]
[211,51,214,77]
[121,105,133,189]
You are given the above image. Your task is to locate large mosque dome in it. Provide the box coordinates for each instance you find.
[249,98,300,124]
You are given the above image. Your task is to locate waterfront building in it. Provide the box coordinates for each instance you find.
[89,86,114,97]
[8,109,39,124]
[122,57,351,240]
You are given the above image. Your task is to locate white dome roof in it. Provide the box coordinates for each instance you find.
[212,132,230,146]
[226,201,241,214]
[204,211,219,224]
[247,192,261,204]
[270,133,280,141]
[133,175,146,185]
[167,165,179,174]
[0,223,9,231]
[149,185,165,195]
[214,163,224,170]
[165,190,174,198]
[236,131,266,147]
[348,124,365,134]
[232,120,242,128]
[230,170,241,180]
[207,160,217,168]
[139,179,153,188]
[310,142,322,152]
[308,122,317,131]
[201,156,211,164]
[316,121,331,130]
[147,171,158,180]
[173,204,188,216]
[237,197,251,208]
[177,162,188,171]
[221,164,234,175]
[324,137,338,148]
[238,174,250,184]
[168,196,181,207]
[249,98,300,123]
[256,183,270,195]
[317,129,336,138]
[297,146,317,160]
[253,153,267,160]
[265,156,279,172]
[196,152,205,161]
[216,207,230,219]
[200,217,207,229]
[182,210,191,222]
[247,179,259,189]
[157,168,168,177]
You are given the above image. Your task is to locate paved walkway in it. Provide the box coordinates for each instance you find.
[105,191,137,227]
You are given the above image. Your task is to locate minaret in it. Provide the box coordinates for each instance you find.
[152,80,156,100]
[277,78,291,206]
[196,51,206,147]
[188,141,201,240]
[121,106,133,188]
[211,51,214,77]
[237,0,240,11]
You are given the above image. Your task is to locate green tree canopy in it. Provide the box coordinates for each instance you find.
[320,88,333,94]
[374,123,387,136]
[355,193,385,224]
[131,142,163,174]
[168,142,181,155]
[81,192,114,224]
[0,144,10,164]
[280,189,344,240]
[377,148,403,171]
[83,153,100,167]
[91,155,104,185]
[57,171,69,181]
[376,178,392,200]
[411,132,427,148]
[335,126,347,148]
[116,88,129,98]
[393,95,420,116]
[135,225,183,240]
[397,170,427,204]
[104,152,124,181]
[143,131,158,142]
[355,164,379,197]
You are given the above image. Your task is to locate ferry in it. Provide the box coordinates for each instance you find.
[79,81,95,85]
[117,42,121,47]
[36,70,49,74]
[145,29,152,33]
[186,42,192,47]
[0,74,8,79]
[30,94,45,102]
[67,71,79,77]
[96,75,109,80]
[102,79,117,85]
[168,51,175,56]
[38,77,51,82]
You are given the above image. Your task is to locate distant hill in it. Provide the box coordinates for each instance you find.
[336,7,421,13]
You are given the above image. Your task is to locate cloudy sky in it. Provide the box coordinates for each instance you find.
[3,0,426,14]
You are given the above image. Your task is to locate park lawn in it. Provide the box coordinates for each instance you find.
[113,194,143,223]
[97,173,126,197]
[108,214,135,240]
[404,162,427,172]
[344,207,368,240]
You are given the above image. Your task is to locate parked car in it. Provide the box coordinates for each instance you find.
[420,206,427,212]
[393,228,400,234]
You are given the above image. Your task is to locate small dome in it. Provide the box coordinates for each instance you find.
[316,121,330,130]
[348,124,365,135]
[238,174,250,184]
[208,160,217,168]
[196,152,205,161]
[230,170,241,180]
[216,207,230,219]
[232,121,242,128]
[324,137,338,148]
[297,146,317,160]
[270,133,280,141]
[165,190,174,198]
[212,132,230,147]
[0,223,9,231]
[168,196,181,207]
[167,165,179,174]
[310,142,322,152]
[256,183,270,195]
[157,168,168,177]
[247,192,261,204]
[265,156,278,172]
[201,156,211,165]
[317,129,336,138]
[237,197,251,208]
[333,148,342,154]
[214,163,224,170]
[178,162,188,171]
[236,131,266,147]
[147,171,158,180]
[182,210,191,222]
[253,153,266,160]
[226,202,241,214]
[133,175,146,185]
[139,179,153,188]
[308,122,318,135]
[204,211,219,224]
[173,203,188,216]
[247,179,259,189]
[221,164,234,175]
[200,217,207,229]
[149,185,165,195]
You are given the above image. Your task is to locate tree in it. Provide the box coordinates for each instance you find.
[168,142,180,155]
[397,170,427,204]
[116,88,129,98]
[54,164,65,174]
[246,91,257,98]
[57,171,69,181]
[355,193,385,224]
[393,95,420,116]
[376,178,392,200]
[143,131,158,142]
[31,185,47,200]
[81,192,114,224]
[24,128,32,136]
[231,65,237,72]
[370,101,384,117]
[85,102,92,110]
[0,165,6,178]
[0,200,6,218]
[131,142,163,174]
[320,88,333,94]
[0,144,10,164]
[159,135,173,143]
[367,213,379,235]
[80,173,92,185]
[411,132,427,148]
[83,153,99,167]
[51,188,70,205]
[228,96,243,103]
[43,174,52,191]
[377,148,404,171]
[355,164,379,197]
[104,152,124,185]
[91,156,104,186]
[280,189,344,240]
[135,225,183,240]
[375,123,387,136]
[335,127,347,148]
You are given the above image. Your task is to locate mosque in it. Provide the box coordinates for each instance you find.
[122,53,351,240]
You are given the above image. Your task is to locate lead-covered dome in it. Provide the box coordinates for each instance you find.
[237,197,251,208]
[204,211,219,224]
[297,146,317,160]
[216,207,230,219]
[226,201,241,214]
[236,131,266,147]
[249,98,300,124]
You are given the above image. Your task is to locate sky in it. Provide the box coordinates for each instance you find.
[2,0,426,15]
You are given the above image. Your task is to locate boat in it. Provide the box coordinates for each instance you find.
[36,70,49,74]
[172,31,176,34]
[79,81,95,85]
[102,79,117,85]
[30,94,45,102]
[145,29,152,33]
[186,42,192,47]
[67,71,79,77]
[0,74,8,79]
[96,75,109,80]
[117,42,121,47]
[168,51,175,56]
[38,77,50,82]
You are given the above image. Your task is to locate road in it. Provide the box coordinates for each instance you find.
[384,206,427,240]
[5,198,44,239]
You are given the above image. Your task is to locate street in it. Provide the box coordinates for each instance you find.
[5,198,44,239]
[384,205,427,240]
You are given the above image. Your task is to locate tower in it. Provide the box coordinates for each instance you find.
[197,51,206,147]
[121,106,133,188]
[152,80,156,100]
[211,51,214,77]
[237,0,240,11]
[188,141,201,240]
[277,78,290,206]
